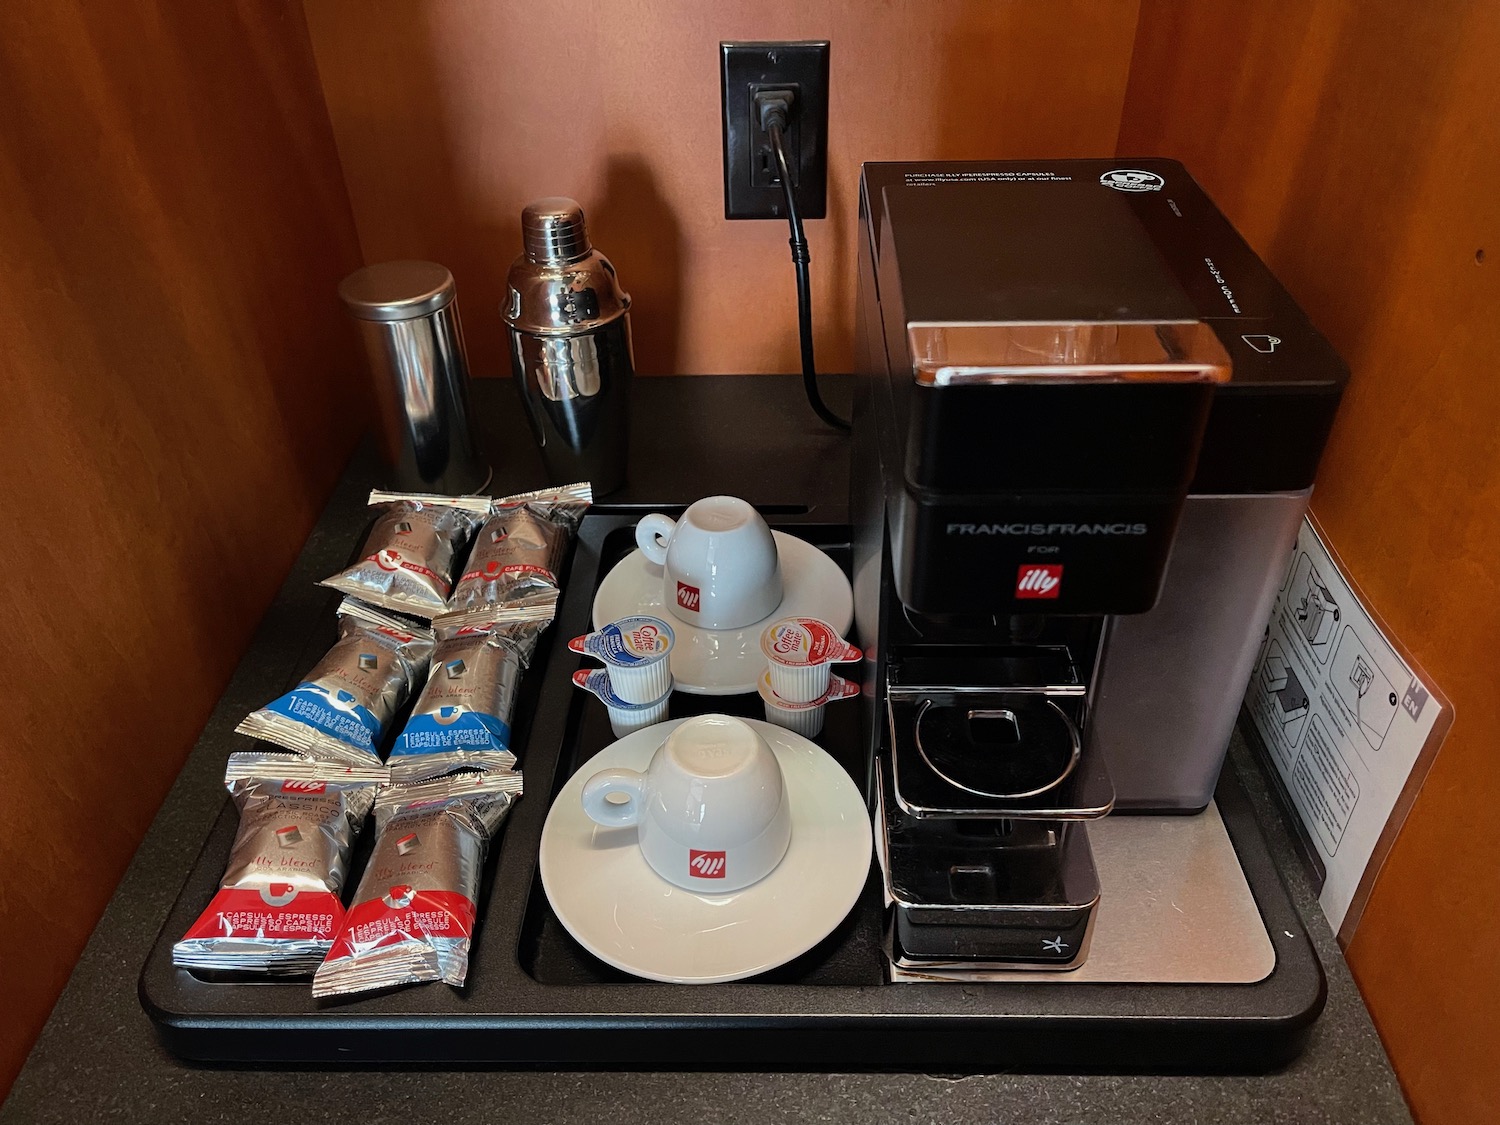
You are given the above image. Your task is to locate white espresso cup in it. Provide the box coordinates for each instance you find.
[580,715,793,893]
[635,496,782,630]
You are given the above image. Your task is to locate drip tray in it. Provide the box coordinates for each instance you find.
[887,803,1275,983]
[138,513,1325,1072]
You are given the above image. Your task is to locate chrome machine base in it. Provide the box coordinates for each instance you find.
[883,799,1275,984]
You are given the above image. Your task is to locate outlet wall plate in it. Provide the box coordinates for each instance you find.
[720,41,829,220]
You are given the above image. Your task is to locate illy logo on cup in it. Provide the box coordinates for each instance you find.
[688,849,727,878]
[676,581,701,613]
[1016,564,1063,599]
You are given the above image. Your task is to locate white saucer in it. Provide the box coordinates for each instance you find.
[592,531,853,695]
[538,718,873,984]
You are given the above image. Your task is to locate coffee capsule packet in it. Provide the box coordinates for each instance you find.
[320,491,491,620]
[235,599,434,766]
[439,482,590,632]
[173,753,386,975]
[311,768,524,997]
[388,594,557,781]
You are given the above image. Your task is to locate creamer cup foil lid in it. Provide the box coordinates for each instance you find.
[757,669,860,710]
[759,617,861,668]
[572,667,670,710]
[569,615,675,667]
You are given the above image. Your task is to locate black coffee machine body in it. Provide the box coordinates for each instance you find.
[851,160,1346,970]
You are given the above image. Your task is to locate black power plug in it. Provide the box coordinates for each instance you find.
[753,88,797,191]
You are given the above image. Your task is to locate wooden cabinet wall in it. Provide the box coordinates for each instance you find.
[0,0,363,1098]
[1120,3,1500,1122]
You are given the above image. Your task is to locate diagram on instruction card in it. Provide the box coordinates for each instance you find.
[1258,638,1310,748]
[1330,627,1400,751]
[1292,556,1340,659]
[1245,518,1448,937]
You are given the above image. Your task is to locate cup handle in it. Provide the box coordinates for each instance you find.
[581,768,647,828]
[635,513,676,566]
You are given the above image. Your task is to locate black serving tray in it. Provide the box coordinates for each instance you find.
[140,511,1325,1071]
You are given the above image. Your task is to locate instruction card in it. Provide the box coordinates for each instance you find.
[1245,518,1449,940]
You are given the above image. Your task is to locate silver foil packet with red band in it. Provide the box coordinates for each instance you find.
[439,482,590,632]
[235,599,434,766]
[320,491,491,620]
[311,768,523,997]
[172,753,386,975]
[388,596,557,782]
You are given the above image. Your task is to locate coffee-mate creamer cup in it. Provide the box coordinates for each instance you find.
[572,667,672,738]
[759,617,860,705]
[570,615,674,705]
[757,670,859,739]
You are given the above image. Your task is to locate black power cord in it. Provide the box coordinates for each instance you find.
[757,90,849,432]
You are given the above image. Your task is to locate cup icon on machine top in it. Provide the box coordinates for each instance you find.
[1242,334,1281,354]
[635,497,783,630]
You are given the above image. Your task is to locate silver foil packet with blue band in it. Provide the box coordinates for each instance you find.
[235,599,434,766]
[172,752,386,976]
[389,594,557,782]
[320,491,491,620]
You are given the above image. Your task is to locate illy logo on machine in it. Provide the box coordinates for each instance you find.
[688,849,726,878]
[1016,564,1063,599]
[676,581,701,613]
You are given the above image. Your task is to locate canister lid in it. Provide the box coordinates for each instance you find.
[338,260,456,321]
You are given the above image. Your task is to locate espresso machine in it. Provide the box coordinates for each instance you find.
[851,160,1346,971]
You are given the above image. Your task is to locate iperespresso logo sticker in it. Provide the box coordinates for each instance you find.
[1100,168,1164,192]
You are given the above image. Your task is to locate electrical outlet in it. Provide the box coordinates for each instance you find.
[719,41,829,220]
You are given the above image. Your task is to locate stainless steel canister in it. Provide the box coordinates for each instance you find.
[503,198,633,495]
[339,261,489,494]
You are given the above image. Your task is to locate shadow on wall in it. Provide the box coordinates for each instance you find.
[936,0,1138,159]
[589,154,684,375]
[305,0,1141,378]
[311,6,686,381]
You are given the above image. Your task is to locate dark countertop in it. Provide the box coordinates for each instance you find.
[0,377,1412,1125]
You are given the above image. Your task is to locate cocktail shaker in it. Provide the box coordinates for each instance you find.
[338,260,488,494]
[503,198,633,495]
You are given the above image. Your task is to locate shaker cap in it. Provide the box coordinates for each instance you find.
[522,197,592,264]
[339,261,456,322]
